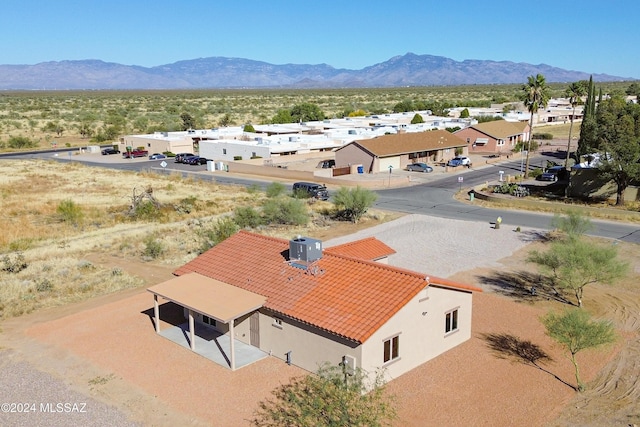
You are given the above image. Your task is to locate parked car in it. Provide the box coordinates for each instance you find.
[149,153,167,160]
[448,156,471,167]
[538,165,565,181]
[406,162,433,173]
[175,153,195,163]
[186,156,208,165]
[122,149,148,158]
[101,148,120,155]
[293,182,329,200]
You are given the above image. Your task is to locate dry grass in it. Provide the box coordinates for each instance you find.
[0,159,395,320]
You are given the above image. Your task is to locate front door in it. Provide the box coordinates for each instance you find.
[249,312,260,347]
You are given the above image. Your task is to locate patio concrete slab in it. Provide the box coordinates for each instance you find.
[159,322,268,369]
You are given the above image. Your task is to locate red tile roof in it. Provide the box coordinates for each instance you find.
[173,231,480,343]
[325,237,396,261]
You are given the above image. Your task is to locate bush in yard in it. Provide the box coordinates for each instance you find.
[265,182,286,198]
[251,363,396,427]
[233,206,262,228]
[142,235,165,259]
[198,217,239,253]
[57,199,84,226]
[333,186,377,223]
[262,198,309,226]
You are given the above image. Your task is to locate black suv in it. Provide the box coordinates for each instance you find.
[293,182,329,200]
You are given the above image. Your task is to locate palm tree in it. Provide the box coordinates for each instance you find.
[520,74,550,178]
[564,82,586,167]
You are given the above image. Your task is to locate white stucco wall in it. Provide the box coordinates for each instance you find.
[199,140,271,162]
[257,310,360,374]
[360,285,474,381]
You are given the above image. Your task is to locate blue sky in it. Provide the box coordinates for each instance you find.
[2,0,639,78]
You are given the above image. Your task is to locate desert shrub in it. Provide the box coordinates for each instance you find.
[513,139,539,153]
[233,156,243,161]
[262,198,309,225]
[142,235,165,259]
[199,217,239,253]
[176,196,199,214]
[265,182,286,198]
[332,186,377,223]
[233,206,262,228]
[57,199,84,225]
[130,200,161,221]
[474,115,504,123]
[532,133,554,140]
[36,279,54,293]
[529,168,543,179]
[492,183,529,197]
[445,126,461,133]
[243,124,255,132]
[1,253,27,273]
[7,136,37,149]
[8,238,35,252]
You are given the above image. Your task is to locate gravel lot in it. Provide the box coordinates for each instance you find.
[325,214,542,282]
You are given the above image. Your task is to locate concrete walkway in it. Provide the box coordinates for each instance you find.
[159,322,268,370]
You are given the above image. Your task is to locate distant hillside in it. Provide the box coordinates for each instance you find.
[0,52,631,90]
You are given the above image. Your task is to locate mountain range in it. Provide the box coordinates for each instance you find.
[0,53,631,90]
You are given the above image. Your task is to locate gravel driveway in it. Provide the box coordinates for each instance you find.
[325,214,543,281]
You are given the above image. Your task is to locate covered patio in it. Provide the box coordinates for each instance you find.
[148,272,267,370]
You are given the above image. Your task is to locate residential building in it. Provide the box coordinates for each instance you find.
[454,121,529,154]
[147,231,481,382]
[334,129,467,173]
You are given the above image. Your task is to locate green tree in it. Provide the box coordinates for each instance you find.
[243,123,256,133]
[625,82,640,97]
[520,74,551,178]
[594,96,640,205]
[551,211,593,240]
[527,238,628,307]
[542,309,616,391]
[219,113,233,127]
[564,81,587,167]
[233,206,262,229]
[271,109,293,124]
[410,113,424,124]
[180,112,195,131]
[392,100,414,113]
[332,186,377,223]
[251,363,396,427]
[265,181,286,198]
[459,108,470,118]
[290,103,325,122]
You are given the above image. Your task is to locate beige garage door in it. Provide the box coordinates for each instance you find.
[378,157,401,173]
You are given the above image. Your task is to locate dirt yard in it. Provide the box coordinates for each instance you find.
[1,221,639,426]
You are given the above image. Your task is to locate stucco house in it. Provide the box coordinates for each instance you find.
[454,121,529,155]
[147,231,481,382]
[334,129,467,173]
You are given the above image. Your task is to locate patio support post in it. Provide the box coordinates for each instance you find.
[188,309,195,350]
[230,319,236,371]
[153,294,160,333]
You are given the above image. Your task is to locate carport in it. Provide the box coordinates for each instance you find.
[147,272,267,370]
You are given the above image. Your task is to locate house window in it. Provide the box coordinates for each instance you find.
[445,309,458,334]
[409,152,418,159]
[497,139,505,146]
[383,335,399,363]
[273,317,283,328]
[203,315,217,327]
[223,148,227,155]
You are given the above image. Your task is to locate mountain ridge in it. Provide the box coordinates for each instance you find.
[0,52,631,90]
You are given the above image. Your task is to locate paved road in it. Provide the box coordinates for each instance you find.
[5,150,640,244]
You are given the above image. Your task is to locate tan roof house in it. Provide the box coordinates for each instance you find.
[454,121,529,155]
[147,231,481,382]
[335,130,467,173]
